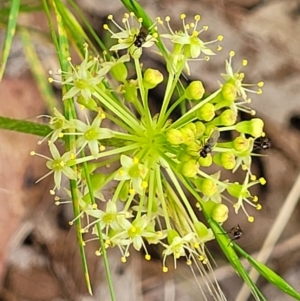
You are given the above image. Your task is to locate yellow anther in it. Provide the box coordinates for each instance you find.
[248,216,254,222]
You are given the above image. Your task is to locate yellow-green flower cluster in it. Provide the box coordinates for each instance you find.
[33,12,267,278]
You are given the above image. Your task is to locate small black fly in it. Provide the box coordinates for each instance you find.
[133,26,149,48]
[254,136,271,151]
[199,130,220,158]
[226,225,243,245]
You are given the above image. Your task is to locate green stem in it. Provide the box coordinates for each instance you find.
[0,116,52,137]
[169,89,222,129]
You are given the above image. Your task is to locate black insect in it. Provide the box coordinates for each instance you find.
[254,136,271,151]
[133,26,149,48]
[199,130,220,158]
[227,225,243,245]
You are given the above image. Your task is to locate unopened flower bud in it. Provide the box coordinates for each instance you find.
[198,155,212,167]
[233,136,250,151]
[194,221,211,238]
[213,152,236,170]
[199,178,217,196]
[222,82,237,101]
[111,62,128,82]
[167,229,180,245]
[143,68,163,89]
[227,183,248,198]
[212,204,229,223]
[123,80,138,103]
[210,109,237,126]
[180,127,195,145]
[77,95,98,111]
[184,122,196,134]
[235,118,264,138]
[180,160,198,177]
[178,151,193,162]
[196,103,215,121]
[186,81,205,100]
[220,109,237,125]
[194,121,206,138]
[119,180,129,201]
[166,129,184,145]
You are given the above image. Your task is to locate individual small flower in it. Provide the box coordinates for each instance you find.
[31,142,77,193]
[113,215,162,260]
[162,230,197,270]
[58,44,104,102]
[38,108,72,143]
[227,172,265,221]
[220,51,264,102]
[85,200,132,234]
[104,13,156,54]
[114,155,148,195]
[71,111,114,157]
[161,14,221,59]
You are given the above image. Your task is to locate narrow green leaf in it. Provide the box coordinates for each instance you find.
[0,116,51,137]
[208,219,267,301]
[0,0,20,81]
[234,244,300,300]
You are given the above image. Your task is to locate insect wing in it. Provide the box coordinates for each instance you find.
[139,26,149,38]
[134,26,149,47]
[207,130,220,146]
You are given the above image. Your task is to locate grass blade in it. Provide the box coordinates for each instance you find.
[0,0,20,81]
[234,244,300,300]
